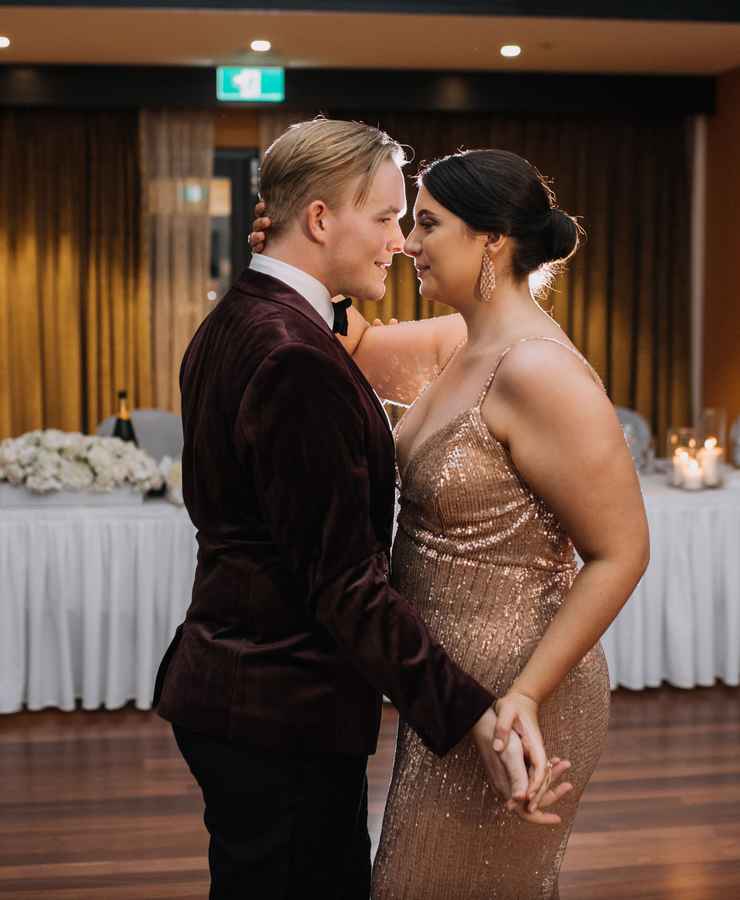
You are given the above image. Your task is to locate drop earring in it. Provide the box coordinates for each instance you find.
[479,253,496,303]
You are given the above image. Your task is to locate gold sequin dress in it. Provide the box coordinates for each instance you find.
[371,337,611,900]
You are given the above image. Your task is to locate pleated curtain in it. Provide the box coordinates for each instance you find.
[0,110,150,438]
[139,110,214,412]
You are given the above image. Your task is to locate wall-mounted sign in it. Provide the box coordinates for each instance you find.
[216,67,285,103]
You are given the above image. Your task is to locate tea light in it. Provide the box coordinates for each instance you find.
[699,437,723,487]
[682,457,703,490]
[672,449,688,487]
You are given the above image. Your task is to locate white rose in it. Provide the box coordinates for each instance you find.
[40,429,68,451]
[18,445,37,467]
[87,444,115,472]
[59,458,94,490]
[108,437,128,457]
[61,433,86,459]
[26,473,62,494]
[4,463,25,485]
[110,461,128,483]
[92,472,116,492]
[0,440,19,466]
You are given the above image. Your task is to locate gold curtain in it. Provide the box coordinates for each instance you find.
[0,110,150,439]
[139,110,214,412]
[330,110,692,440]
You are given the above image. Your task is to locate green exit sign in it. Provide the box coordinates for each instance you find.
[217,67,285,103]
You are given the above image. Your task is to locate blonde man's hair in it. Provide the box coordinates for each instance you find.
[259,117,407,236]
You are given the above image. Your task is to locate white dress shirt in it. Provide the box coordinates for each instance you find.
[249,253,334,331]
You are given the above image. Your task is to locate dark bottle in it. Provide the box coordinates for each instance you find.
[112,390,138,445]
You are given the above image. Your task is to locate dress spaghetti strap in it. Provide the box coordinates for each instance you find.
[476,336,604,409]
[394,337,467,445]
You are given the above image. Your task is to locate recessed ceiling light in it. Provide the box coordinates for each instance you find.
[250,39,271,53]
[500,44,521,58]
[0,37,11,49]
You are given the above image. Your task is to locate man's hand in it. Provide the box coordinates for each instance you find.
[472,706,573,825]
[507,758,573,825]
[471,708,528,803]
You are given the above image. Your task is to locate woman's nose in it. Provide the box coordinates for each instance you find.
[404,232,420,256]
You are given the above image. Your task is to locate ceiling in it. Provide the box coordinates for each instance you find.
[1,7,740,74]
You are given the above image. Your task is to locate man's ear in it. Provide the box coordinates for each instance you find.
[305,200,330,245]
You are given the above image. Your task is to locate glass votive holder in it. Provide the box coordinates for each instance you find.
[666,427,699,489]
[697,408,726,487]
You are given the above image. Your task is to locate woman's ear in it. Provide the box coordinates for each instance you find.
[486,233,507,257]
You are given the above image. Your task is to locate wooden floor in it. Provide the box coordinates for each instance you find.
[1,685,739,899]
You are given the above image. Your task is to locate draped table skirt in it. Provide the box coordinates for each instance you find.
[1,473,739,713]
[0,501,197,713]
[601,471,740,690]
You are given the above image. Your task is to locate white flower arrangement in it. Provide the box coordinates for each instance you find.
[0,430,163,495]
[159,455,184,506]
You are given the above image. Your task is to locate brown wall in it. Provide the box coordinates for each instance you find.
[705,68,740,434]
[214,109,260,148]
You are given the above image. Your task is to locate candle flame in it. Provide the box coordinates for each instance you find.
[705,437,718,449]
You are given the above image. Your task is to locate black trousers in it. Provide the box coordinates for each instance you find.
[173,725,371,900]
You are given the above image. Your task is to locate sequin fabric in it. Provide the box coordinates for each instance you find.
[372,338,611,900]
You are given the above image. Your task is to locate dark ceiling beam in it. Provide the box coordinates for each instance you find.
[4,0,740,22]
[0,65,715,115]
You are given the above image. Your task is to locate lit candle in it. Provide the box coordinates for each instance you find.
[672,449,688,487]
[699,437,723,487]
[682,457,703,490]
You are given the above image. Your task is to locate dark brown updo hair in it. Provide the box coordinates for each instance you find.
[418,149,581,283]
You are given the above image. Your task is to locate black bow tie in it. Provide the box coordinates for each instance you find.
[331,297,353,336]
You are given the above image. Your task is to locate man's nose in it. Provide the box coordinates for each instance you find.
[388,220,405,254]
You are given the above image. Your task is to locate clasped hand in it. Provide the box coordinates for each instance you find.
[472,693,573,826]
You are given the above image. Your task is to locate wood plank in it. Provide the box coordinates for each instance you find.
[0,684,738,898]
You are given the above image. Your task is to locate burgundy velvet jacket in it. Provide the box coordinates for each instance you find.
[154,267,494,756]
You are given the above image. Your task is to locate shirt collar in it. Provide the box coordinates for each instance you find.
[249,254,334,330]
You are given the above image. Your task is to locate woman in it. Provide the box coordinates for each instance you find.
[251,149,649,899]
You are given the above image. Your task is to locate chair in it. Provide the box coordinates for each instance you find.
[96,409,183,462]
[616,407,652,466]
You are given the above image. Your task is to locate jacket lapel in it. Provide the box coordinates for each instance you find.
[236,268,392,437]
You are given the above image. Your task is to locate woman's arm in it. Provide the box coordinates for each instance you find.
[250,208,466,404]
[343,309,467,405]
[484,341,648,802]
[487,340,649,706]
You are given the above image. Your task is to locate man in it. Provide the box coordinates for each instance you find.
[154,118,548,900]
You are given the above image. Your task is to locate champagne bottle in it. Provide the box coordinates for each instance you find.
[112,390,138,445]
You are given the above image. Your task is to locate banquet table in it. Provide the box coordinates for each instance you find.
[0,500,197,713]
[1,471,739,713]
[601,470,740,690]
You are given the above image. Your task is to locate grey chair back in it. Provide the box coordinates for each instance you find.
[97,409,183,462]
[616,407,652,465]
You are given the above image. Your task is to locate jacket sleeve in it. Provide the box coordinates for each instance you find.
[236,342,494,756]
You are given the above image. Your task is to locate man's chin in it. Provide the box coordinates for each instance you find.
[350,283,386,303]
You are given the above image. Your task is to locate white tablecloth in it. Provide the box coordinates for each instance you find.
[601,471,740,690]
[0,501,197,713]
[2,472,739,712]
